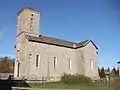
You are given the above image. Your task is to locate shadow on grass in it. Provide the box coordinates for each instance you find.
[0,78,31,90]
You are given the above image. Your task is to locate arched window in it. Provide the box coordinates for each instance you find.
[68,59,71,70]
[53,57,57,68]
[36,55,39,67]
[17,62,20,77]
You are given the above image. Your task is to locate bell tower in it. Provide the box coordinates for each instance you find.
[14,7,40,78]
[17,7,40,36]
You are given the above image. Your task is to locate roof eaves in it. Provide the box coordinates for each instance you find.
[90,40,98,49]
[83,39,91,46]
[76,39,98,49]
[28,39,76,49]
[26,35,98,49]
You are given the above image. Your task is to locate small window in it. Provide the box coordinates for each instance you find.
[36,55,39,67]
[17,43,20,51]
[30,18,34,30]
[68,59,71,70]
[31,14,34,16]
[54,57,57,68]
[31,18,33,21]
[29,54,32,59]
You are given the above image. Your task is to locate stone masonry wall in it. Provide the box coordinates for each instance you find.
[24,41,84,80]
[80,42,99,80]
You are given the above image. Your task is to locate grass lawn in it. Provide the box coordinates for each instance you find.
[29,82,111,90]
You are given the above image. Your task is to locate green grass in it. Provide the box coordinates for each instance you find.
[29,82,110,90]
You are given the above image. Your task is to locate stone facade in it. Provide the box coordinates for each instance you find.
[14,7,100,81]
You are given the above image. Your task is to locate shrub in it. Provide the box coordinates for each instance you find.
[61,73,92,84]
[112,77,120,90]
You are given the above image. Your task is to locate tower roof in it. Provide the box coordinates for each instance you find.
[17,7,39,15]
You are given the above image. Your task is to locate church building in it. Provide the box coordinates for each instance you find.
[14,7,99,81]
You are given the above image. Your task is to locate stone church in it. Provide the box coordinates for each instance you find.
[14,7,99,81]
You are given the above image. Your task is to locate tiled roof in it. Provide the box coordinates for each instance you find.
[26,35,98,49]
[17,7,39,15]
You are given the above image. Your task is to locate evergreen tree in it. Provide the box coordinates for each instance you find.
[98,67,101,77]
[116,68,119,77]
[100,67,106,78]
[112,68,117,75]
[107,67,110,72]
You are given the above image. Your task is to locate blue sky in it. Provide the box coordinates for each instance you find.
[0,0,120,68]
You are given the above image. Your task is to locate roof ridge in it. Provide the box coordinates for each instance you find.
[39,35,76,44]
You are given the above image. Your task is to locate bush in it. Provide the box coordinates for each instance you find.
[61,73,92,84]
[112,77,120,90]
